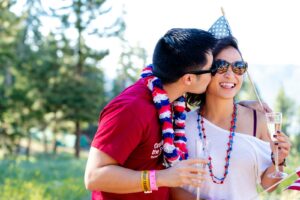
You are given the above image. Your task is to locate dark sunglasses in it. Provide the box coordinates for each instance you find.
[184,69,212,75]
[211,59,248,76]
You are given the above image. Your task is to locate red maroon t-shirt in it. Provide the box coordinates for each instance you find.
[91,79,169,200]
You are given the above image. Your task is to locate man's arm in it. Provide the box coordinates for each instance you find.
[84,147,207,193]
[238,100,272,113]
[84,147,141,193]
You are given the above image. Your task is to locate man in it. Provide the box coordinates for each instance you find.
[84,28,217,200]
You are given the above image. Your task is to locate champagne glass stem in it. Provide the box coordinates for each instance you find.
[195,139,201,200]
[275,146,279,173]
[196,187,200,200]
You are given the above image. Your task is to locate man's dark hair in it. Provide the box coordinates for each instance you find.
[186,36,241,107]
[152,28,216,84]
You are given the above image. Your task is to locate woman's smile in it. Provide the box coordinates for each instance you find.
[219,82,236,89]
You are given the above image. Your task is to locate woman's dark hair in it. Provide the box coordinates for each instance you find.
[186,36,241,108]
[152,28,216,84]
[212,36,240,58]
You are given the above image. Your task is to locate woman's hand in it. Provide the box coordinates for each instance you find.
[273,131,291,164]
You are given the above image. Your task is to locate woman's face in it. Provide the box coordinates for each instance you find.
[206,46,244,100]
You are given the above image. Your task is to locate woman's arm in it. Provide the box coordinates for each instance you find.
[257,112,291,192]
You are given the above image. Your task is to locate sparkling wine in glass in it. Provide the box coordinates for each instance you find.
[265,112,288,179]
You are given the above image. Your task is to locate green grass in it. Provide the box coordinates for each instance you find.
[0,153,90,200]
[0,151,299,200]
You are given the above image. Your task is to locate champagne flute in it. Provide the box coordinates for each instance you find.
[195,139,210,200]
[265,112,288,178]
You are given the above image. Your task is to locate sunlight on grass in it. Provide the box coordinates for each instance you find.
[0,151,299,199]
[0,153,90,200]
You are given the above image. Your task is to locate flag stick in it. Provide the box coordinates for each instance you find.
[221,7,225,16]
[246,71,266,113]
[219,7,265,112]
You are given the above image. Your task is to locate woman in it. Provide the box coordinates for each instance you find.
[182,36,291,200]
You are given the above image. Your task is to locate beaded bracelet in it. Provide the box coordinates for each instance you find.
[271,152,286,166]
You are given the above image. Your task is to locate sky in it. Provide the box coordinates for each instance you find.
[100,0,300,110]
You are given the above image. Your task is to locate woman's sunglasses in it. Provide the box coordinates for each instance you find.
[211,59,248,76]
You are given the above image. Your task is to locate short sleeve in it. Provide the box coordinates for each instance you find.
[253,140,272,184]
[91,102,144,165]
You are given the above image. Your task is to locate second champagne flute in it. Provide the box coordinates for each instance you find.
[265,112,288,179]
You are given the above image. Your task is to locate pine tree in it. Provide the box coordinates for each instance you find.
[47,0,126,158]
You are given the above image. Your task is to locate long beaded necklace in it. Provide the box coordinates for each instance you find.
[197,102,237,184]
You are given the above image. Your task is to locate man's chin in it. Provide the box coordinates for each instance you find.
[189,89,206,94]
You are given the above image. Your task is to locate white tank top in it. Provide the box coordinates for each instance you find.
[184,110,272,200]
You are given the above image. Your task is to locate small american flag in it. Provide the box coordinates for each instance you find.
[208,16,232,39]
[286,168,300,191]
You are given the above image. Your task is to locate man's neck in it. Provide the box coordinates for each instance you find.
[163,82,184,103]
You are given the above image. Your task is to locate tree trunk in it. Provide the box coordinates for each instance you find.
[15,137,21,155]
[5,67,13,86]
[42,128,48,154]
[52,113,57,155]
[52,136,57,155]
[26,130,31,159]
[75,121,80,158]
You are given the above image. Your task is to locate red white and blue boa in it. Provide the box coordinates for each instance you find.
[141,65,188,167]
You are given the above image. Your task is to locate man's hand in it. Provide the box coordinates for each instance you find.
[157,158,208,188]
[238,100,272,113]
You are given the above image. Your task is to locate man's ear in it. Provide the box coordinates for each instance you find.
[181,74,193,86]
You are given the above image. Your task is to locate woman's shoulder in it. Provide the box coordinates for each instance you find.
[237,104,264,120]
[237,104,255,119]
[186,108,199,118]
[255,110,270,141]
[185,108,200,131]
[238,105,269,141]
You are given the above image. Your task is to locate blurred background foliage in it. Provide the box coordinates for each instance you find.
[0,0,299,199]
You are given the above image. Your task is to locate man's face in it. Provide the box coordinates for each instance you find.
[187,52,213,94]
